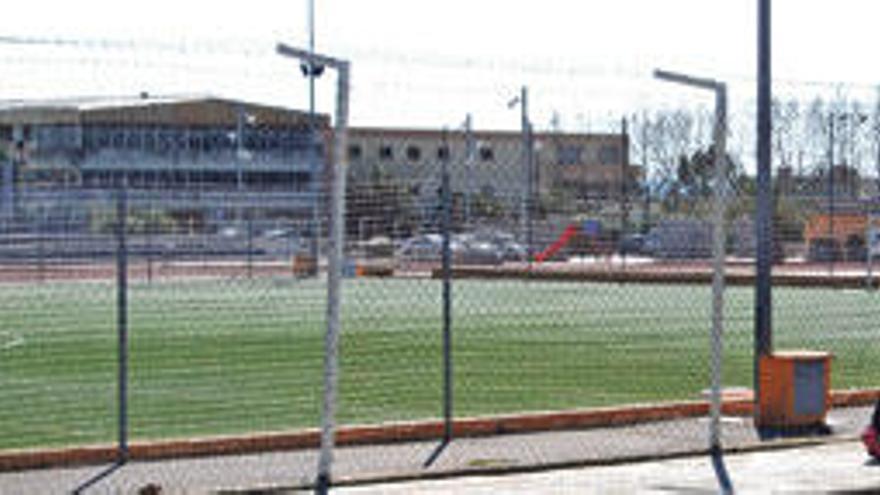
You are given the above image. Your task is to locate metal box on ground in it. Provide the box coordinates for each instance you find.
[757,350,832,431]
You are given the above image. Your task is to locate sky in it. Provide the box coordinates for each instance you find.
[1,1,880,133]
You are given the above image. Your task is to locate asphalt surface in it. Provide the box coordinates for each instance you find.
[0,406,875,494]
[339,440,880,494]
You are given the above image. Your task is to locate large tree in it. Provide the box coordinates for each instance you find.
[662,145,743,216]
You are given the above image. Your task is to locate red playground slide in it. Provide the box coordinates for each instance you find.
[534,224,577,263]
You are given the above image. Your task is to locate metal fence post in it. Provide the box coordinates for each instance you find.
[247,210,254,279]
[868,214,876,289]
[276,42,350,494]
[317,57,350,495]
[654,70,731,492]
[146,195,154,284]
[116,181,130,463]
[710,85,728,454]
[37,210,46,283]
[70,183,131,495]
[520,87,531,258]
[424,128,455,469]
[441,129,453,443]
[755,0,774,372]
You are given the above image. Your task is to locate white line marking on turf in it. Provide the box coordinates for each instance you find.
[0,331,24,351]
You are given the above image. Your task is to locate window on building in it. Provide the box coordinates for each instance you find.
[265,129,280,150]
[437,146,450,161]
[126,129,143,149]
[406,145,422,161]
[34,125,80,151]
[96,128,111,148]
[557,145,583,166]
[187,132,202,152]
[144,130,156,151]
[598,145,622,165]
[379,145,393,160]
[479,146,495,162]
[348,144,363,160]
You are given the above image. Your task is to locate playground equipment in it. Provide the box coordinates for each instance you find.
[534,220,603,263]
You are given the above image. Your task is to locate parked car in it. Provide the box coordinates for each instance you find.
[261,228,295,240]
[498,240,528,262]
[397,234,449,262]
[807,237,842,263]
[618,234,646,255]
[396,233,503,265]
[458,240,503,265]
[471,229,527,262]
[219,226,241,238]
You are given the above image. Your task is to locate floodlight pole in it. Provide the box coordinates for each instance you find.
[509,87,533,260]
[464,113,474,227]
[828,117,836,276]
[755,0,774,378]
[654,69,728,456]
[306,0,321,276]
[277,42,349,495]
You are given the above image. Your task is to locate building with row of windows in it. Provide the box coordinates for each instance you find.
[344,126,638,232]
[0,95,635,234]
[0,95,328,230]
[346,127,636,200]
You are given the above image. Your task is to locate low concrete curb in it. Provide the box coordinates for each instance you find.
[3,389,876,473]
[440,264,880,289]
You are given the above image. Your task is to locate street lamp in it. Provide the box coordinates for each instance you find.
[302,0,323,276]
[277,42,349,495]
[508,86,534,262]
[463,114,474,227]
[654,68,728,457]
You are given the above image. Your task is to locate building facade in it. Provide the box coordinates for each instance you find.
[0,95,329,231]
[345,126,638,234]
[0,96,637,239]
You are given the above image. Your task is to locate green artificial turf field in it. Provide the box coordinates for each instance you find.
[0,275,877,450]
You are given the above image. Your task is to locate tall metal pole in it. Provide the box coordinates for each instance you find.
[277,41,350,495]
[641,114,651,233]
[319,59,350,495]
[236,106,245,194]
[307,0,320,276]
[71,177,131,495]
[828,117,836,275]
[620,117,630,268]
[868,211,875,289]
[440,129,453,443]
[520,87,532,260]
[116,180,130,463]
[755,0,774,397]
[464,114,474,227]
[654,68,728,462]
[709,84,728,454]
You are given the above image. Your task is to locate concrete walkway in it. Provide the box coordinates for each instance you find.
[0,406,874,494]
[340,440,880,494]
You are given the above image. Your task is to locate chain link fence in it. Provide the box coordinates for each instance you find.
[0,36,879,493]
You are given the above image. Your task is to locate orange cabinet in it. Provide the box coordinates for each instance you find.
[757,351,832,429]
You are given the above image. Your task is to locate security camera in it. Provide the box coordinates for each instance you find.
[300,62,325,78]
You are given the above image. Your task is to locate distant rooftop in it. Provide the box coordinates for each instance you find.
[0,94,328,128]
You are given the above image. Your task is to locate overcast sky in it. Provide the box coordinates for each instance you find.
[1,1,879,132]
